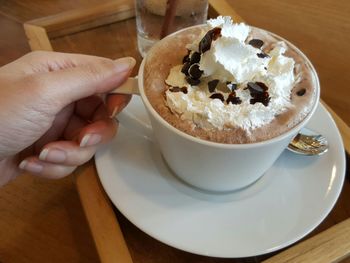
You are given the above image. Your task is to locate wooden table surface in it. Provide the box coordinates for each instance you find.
[0,1,349,262]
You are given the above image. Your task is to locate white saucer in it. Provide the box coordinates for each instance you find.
[95,97,345,258]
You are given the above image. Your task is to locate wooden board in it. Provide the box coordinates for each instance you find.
[22,1,350,262]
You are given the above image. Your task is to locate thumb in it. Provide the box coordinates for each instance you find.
[33,56,136,110]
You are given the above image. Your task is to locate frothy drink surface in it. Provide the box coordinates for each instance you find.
[143,18,318,144]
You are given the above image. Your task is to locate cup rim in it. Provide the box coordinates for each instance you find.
[137,24,320,149]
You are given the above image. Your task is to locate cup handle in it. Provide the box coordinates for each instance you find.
[109,77,154,140]
[109,77,140,95]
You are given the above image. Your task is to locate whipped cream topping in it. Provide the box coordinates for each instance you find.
[165,16,296,131]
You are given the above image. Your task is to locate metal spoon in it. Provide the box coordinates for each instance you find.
[287,128,329,156]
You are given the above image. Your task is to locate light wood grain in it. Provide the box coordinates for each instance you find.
[76,162,133,263]
[263,218,350,263]
[0,0,112,23]
[208,0,243,22]
[23,24,52,51]
[25,0,134,38]
[0,174,100,262]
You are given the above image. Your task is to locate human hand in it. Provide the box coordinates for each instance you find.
[0,51,135,186]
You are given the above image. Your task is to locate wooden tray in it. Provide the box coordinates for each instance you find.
[24,1,350,262]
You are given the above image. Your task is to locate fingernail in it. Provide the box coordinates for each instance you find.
[109,102,127,118]
[114,57,136,73]
[39,148,66,163]
[19,160,43,173]
[80,134,102,147]
[109,107,119,118]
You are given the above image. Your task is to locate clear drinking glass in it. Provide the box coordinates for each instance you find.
[135,0,208,57]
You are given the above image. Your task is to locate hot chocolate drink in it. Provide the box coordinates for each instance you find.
[143,16,318,144]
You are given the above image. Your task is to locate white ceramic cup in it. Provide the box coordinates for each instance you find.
[112,25,320,192]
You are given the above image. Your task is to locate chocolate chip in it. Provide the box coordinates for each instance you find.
[211,28,222,41]
[169,86,188,94]
[226,92,242,105]
[247,82,270,106]
[182,51,190,64]
[250,97,270,106]
[188,63,203,79]
[181,62,191,75]
[182,55,190,64]
[249,92,270,106]
[297,88,306,96]
[209,93,224,102]
[257,52,269,58]
[227,97,242,105]
[247,82,266,94]
[255,82,268,91]
[248,39,264,49]
[186,76,200,86]
[227,83,237,91]
[208,79,219,93]
[190,52,201,64]
[169,86,181,92]
[199,27,222,54]
[199,36,210,54]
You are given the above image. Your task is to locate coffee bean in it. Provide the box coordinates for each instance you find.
[208,79,219,93]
